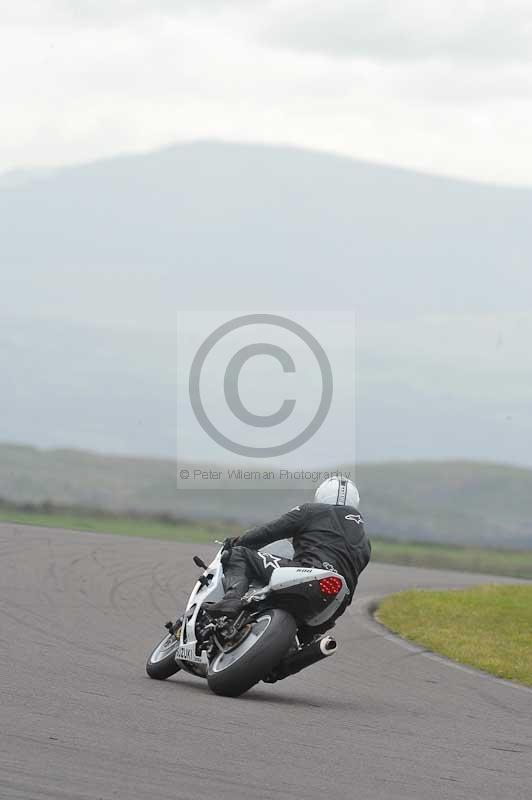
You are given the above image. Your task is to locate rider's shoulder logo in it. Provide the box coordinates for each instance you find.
[345,513,363,524]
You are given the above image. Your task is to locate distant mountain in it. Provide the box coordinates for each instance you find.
[2,141,531,324]
[1,444,531,548]
[1,141,531,464]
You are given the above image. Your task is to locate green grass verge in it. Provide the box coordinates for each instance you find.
[376,585,532,686]
[1,505,532,580]
[371,539,532,579]
[0,507,223,543]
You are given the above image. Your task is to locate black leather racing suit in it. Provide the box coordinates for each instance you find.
[219,503,371,621]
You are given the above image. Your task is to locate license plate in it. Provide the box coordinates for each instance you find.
[176,644,205,664]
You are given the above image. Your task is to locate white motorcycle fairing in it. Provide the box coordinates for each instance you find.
[174,548,225,673]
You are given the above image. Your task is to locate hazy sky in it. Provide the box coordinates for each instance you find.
[2,1,532,184]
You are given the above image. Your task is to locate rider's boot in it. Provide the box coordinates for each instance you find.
[208,575,249,618]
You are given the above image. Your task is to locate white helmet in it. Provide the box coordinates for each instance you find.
[314,477,360,507]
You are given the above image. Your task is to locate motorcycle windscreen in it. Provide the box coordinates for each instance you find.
[260,538,294,560]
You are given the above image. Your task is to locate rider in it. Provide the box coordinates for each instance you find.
[209,476,371,620]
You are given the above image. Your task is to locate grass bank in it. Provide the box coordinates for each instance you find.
[1,503,532,579]
[0,505,231,543]
[371,539,532,580]
[376,585,532,686]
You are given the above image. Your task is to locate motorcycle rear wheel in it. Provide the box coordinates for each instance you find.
[207,608,296,697]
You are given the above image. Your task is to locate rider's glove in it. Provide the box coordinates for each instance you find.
[222,536,241,552]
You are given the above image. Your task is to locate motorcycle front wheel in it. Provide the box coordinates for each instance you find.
[207,608,296,697]
[146,625,182,680]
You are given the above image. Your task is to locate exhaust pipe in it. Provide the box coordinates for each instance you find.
[319,636,337,657]
[266,636,337,682]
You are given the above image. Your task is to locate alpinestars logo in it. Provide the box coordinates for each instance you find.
[258,552,283,570]
[345,514,363,524]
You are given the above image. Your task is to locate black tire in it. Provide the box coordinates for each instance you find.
[207,609,296,697]
[146,632,182,680]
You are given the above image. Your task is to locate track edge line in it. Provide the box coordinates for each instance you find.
[352,594,532,696]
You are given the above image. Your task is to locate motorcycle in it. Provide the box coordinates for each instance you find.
[145,540,347,697]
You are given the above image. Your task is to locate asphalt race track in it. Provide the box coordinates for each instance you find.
[1,523,531,800]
